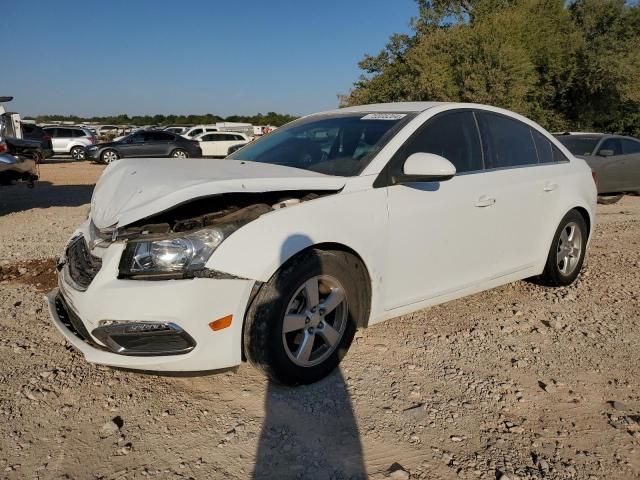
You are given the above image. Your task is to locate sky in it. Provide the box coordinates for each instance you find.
[3,0,417,118]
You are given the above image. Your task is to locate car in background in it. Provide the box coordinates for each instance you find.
[555,133,640,204]
[43,126,96,160]
[85,129,202,164]
[48,102,596,385]
[182,125,219,138]
[21,123,54,160]
[163,125,192,135]
[195,131,250,157]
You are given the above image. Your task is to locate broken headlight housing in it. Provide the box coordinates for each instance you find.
[119,228,227,279]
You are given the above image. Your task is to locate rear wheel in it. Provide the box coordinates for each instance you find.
[244,249,367,385]
[70,146,85,161]
[171,149,188,159]
[536,210,588,287]
[597,194,624,205]
[101,149,119,164]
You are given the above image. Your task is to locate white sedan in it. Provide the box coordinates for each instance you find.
[47,102,596,385]
[195,131,250,157]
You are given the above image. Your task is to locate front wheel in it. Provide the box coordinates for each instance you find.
[171,149,188,159]
[244,249,368,385]
[70,146,85,161]
[101,149,119,164]
[536,210,588,287]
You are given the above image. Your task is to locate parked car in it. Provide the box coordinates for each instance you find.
[555,133,640,204]
[0,111,38,186]
[43,126,97,160]
[48,102,596,385]
[163,125,192,135]
[85,129,202,163]
[195,131,250,157]
[21,123,54,159]
[182,125,219,138]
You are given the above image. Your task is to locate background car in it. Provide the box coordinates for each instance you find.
[85,129,202,163]
[182,125,219,138]
[43,126,97,160]
[195,131,249,157]
[555,133,640,203]
[21,123,54,160]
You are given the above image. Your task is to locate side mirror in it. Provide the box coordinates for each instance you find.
[598,149,614,157]
[394,152,457,184]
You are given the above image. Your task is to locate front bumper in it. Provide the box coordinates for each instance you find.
[47,242,256,371]
[84,148,101,161]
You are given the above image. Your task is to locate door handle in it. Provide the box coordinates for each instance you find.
[543,183,558,192]
[475,195,496,207]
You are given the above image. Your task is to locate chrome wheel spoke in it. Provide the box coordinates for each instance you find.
[304,277,320,307]
[283,313,307,333]
[318,323,340,347]
[320,287,345,315]
[295,332,315,363]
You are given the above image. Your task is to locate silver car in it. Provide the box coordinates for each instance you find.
[43,126,97,160]
[555,133,640,203]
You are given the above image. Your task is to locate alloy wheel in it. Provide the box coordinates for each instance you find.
[103,151,118,164]
[172,150,188,159]
[556,221,583,275]
[282,275,348,368]
[71,147,85,161]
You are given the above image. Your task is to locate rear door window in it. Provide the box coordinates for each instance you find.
[621,138,640,154]
[477,112,538,169]
[400,110,483,173]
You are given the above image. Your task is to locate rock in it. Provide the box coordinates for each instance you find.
[609,401,627,411]
[386,462,410,480]
[99,417,123,438]
[450,435,464,442]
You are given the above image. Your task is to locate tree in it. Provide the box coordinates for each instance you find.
[343,0,640,135]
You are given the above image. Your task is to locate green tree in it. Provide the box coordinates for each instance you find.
[344,0,640,135]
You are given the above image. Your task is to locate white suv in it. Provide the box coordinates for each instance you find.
[195,131,250,157]
[48,102,596,385]
[182,125,219,138]
[43,127,96,160]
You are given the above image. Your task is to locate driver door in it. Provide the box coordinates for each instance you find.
[382,110,503,310]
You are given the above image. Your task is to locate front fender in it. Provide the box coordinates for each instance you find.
[206,186,387,286]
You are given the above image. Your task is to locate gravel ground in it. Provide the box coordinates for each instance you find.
[0,162,638,480]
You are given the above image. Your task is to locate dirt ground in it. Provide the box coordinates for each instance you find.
[0,162,638,480]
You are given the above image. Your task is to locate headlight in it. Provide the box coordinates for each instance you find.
[119,228,226,278]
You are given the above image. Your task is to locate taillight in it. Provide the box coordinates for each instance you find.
[0,141,6,154]
[591,170,597,185]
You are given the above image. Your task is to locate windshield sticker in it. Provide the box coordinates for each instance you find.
[361,113,407,121]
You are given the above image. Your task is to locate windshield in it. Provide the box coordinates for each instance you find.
[556,136,600,156]
[228,112,414,176]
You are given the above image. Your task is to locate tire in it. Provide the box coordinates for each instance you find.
[244,249,368,385]
[101,149,119,164]
[171,149,188,159]
[70,146,86,161]
[536,210,588,287]
[597,194,624,205]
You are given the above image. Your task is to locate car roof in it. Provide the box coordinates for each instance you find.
[324,102,448,114]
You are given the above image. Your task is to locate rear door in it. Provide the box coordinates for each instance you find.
[45,128,62,152]
[594,138,625,193]
[56,128,73,153]
[475,111,557,274]
[618,138,640,191]
[147,131,176,156]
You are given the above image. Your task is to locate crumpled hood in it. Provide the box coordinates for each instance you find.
[90,158,346,229]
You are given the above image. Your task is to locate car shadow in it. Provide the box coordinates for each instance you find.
[0,181,94,215]
[251,235,366,479]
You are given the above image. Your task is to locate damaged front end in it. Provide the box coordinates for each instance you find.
[88,190,333,282]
